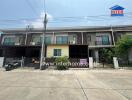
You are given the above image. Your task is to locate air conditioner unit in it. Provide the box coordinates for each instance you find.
[30,42,35,45]
[70,40,76,44]
[15,43,20,45]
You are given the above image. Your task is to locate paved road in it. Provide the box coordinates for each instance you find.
[0,69,132,100]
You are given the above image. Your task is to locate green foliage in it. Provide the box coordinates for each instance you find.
[55,56,69,70]
[115,35,132,57]
[100,48,115,64]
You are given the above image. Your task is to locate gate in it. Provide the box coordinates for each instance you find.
[69,58,89,68]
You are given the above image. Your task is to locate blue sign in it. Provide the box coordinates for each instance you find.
[110,5,125,16]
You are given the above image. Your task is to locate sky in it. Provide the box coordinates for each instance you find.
[0,0,132,28]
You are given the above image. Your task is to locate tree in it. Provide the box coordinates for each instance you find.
[115,34,132,63]
[99,48,115,64]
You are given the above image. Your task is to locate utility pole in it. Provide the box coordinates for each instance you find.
[40,13,47,69]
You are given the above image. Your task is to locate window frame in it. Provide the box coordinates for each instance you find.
[53,49,62,57]
[96,35,110,45]
[56,35,68,44]
[3,36,16,45]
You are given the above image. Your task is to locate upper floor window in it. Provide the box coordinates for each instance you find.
[32,36,41,45]
[56,36,68,44]
[3,37,15,45]
[32,35,52,45]
[127,35,132,39]
[45,36,52,44]
[96,35,110,45]
[69,35,77,44]
[87,35,91,44]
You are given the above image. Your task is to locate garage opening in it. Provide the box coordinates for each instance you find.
[2,46,41,67]
[69,45,89,68]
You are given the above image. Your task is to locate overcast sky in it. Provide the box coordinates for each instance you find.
[0,0,132,28]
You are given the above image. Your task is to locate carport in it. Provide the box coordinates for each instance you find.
[69,45,89,68]
[1,46,41,67]
[69,45,88,58]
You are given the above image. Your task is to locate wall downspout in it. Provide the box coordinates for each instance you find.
[53,32,55,44]
[25,32,28,45]
[81,32,84,44]
[111,26,115,46]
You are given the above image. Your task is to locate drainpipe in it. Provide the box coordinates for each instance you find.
[111,26,115,46]
[25,32,28,45]
[53,32,54,44]
[81,32,83,44]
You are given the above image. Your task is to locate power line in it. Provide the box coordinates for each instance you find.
[0,18,40,22]
[25,0,39,16]
[44,0,47,13]
[48,18,132,23]
[0,11,131,22]
[0,12,132,24]
[0,16,132,24]
[52,12,132,20]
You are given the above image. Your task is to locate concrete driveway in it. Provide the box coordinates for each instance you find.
[0,69,132,100]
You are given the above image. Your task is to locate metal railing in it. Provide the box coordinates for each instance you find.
[2,42,25,46]
[2,40,111,46]
[30,40,77,45]
[95,41,110,45]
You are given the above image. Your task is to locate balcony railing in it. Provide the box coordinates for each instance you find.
[2,42,25,46]
[2,40,111,46]
[2,36,25,46]
[3,42,15,45]
[87,41,112,46]
[30,40,77,45]
[95,41,110,45]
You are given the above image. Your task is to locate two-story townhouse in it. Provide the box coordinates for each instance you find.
[0,25,131,67]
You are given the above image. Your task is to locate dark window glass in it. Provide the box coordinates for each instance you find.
[102,35,109,45]
[96,35,110,45]
[45,36,51,44]
[54,49,61,57]
[3,37,15,45]
[56,36,68,44]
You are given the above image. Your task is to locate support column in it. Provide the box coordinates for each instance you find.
[113,57,119,69]
[89,57,93,68]
[94,49,99,63]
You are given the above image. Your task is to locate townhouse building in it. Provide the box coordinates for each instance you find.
[0,25,131,67]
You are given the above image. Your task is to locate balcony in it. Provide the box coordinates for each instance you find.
[2,36,25,46]
[30,42,53,46]
[88,40,113,48]
[56,40,68,45]
[29,40,77,45]
[3,42,15,46]
[2,42,25,46]
[95,41,110,45]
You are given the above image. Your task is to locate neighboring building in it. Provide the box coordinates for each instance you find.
[0,25,132,67]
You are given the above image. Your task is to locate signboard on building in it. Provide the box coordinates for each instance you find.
[110,5,125,16]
